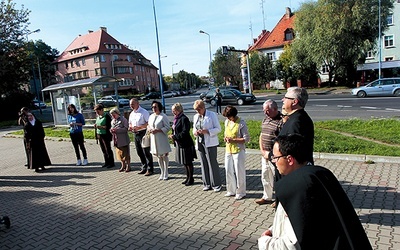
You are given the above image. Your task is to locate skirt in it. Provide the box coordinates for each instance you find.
[175,144,197,165]
[115,145,130,161]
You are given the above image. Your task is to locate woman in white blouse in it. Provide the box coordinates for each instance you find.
[148,101,171,180]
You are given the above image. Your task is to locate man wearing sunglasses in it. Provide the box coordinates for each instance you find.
[258,134,372,250]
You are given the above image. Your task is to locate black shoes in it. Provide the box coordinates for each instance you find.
[138,170,147,174]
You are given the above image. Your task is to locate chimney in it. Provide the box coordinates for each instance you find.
[285,7,292,19]
[100,26,107,33]
[88,30,93,33]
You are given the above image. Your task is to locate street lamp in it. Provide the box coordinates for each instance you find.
[152,0,166,112]
[199,30,213,81]
[26,29,42,113]
[172,63,178,77]
[378,0,382,80]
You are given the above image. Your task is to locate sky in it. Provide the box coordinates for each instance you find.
[15,0,304,77]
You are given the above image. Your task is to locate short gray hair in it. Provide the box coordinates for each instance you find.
[287,87,308,108]
[263,99,278,110]
[110,108,120,115]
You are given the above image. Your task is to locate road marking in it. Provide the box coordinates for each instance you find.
[337,105,352,108]
[314,105,328,107]
[361,106,378,109]
[385,108,400,112]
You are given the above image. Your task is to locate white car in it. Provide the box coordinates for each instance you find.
[162,91,174,98]
[98,95,130,107]
[351,78,400,98]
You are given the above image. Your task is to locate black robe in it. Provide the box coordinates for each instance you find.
[275,165,372,250]
[24,119,51,169]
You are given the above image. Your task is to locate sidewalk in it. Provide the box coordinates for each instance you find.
[0,134,399,249]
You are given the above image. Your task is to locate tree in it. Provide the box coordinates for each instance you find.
[249,52,275,89]
[292,0,394,86]
[212,48,241,86]
[0,0,31,96]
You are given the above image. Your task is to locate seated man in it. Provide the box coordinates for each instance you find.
[258,134,372,250]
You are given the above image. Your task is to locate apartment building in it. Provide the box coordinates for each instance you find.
[53,27,159,94]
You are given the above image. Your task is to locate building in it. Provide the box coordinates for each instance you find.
[249,7,297,89]
[357,1,400,83]
[53,27,159,94]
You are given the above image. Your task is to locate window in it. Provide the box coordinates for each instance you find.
[65,62,69,69]
[127,55,131,62]
[82,58,86,66]
[101,68,107,75]
[384,35,394,48]
[113,55,118,61]
[387,14,394,25]
[366,50,374,59]
[385,57,394,61]
[266,52,276,61]
[95,68,101,76]
[136,75,140,82]
[321,64,329,74]
[70,61,74,68]
[100,55,106,62]
[115,67,132,74]
[75,60,80,67]
[94,55,100,63]
[284,29,294,41]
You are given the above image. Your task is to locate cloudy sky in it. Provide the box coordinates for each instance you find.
[16,0,304,76]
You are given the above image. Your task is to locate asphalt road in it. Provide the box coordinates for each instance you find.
[33,89,400,123]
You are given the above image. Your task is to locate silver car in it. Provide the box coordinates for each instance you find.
[351,78,400,98]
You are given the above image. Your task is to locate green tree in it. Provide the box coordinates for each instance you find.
[292,0,394,86]
[249,52,275,89]
[212,48,241,86]
[0,0,31,95]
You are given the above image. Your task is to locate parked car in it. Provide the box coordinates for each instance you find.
[351,78,400,98]
[204,89,256,106]
[199,86,241,102]
[141,92,161,100]
[32,100,47,109]
[98,95,130,107]
[163,91,174,98]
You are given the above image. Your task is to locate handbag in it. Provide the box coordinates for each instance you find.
[141,131,151,148]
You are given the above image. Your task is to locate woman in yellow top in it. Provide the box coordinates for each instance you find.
[222,105,250,200]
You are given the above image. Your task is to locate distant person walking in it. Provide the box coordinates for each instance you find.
[94,104,115,168]
[23,113,51,172]
[67,104,88,166]
[214,88,223,114]
[18,107,32,167]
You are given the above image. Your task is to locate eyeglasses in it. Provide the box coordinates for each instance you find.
[271,155,287,161]
[283,96,295,100]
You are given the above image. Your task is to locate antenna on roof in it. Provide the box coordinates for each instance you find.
[260,0,266,31]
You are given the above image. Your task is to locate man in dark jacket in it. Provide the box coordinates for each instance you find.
[258,134,372,250]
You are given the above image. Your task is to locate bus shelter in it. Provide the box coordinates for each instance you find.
[42,76,121,126]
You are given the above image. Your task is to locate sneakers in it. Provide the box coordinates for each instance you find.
[213,186,222,192]
[82,159,88,166]
[224,193,235,197]
[76,159,81,166]
[203,186,212,191]
[235,195,246,200]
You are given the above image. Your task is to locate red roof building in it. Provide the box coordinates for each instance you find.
[53,27,158,94]
[249,7,295,62]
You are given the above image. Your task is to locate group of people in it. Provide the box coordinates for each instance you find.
[19,87,372,249]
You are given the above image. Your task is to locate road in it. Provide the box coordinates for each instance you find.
[33,89,400,123]
[139,89,400,122]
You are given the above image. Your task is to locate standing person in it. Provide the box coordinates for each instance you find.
[94,104,115,168]
[18,107,32,167]
[148,101,171,180]
[169,103,197,186]
[67,104,88,166]
[23,113,51,172]
[193,100,222,192]
[214,88,223,114]
[110,108,131,172]
[279,87,314,164]
[128,98,154,176]
[222,105,250,200]
[255,100,283,206]
[258,134,372,250]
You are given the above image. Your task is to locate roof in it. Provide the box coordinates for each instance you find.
[357,60,400,71]
[55,28,134,63]
[42,76,119,92]
[249,7,295,51]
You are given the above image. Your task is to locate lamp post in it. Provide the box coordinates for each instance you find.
[152,0,165,113]
[199,30,213,81]
[172,63,178,78]
[26,29,42,113]
[378,0,382,80]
